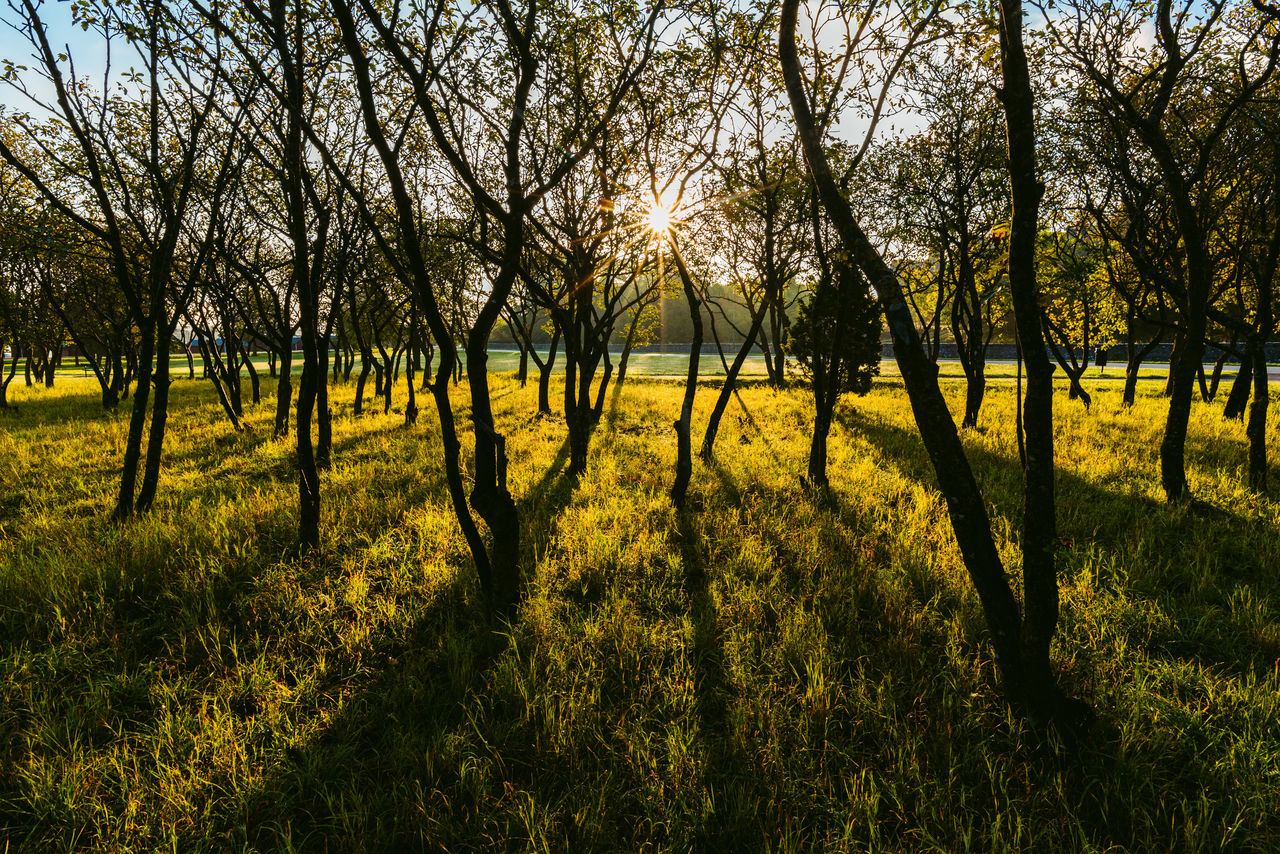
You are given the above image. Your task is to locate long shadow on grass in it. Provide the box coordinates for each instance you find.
[674,503,735,766]
[517,434,577,573]
[213,569,507,851]
[705,441,1279,849]
[0,456,513,850]
[834,406,1280,675]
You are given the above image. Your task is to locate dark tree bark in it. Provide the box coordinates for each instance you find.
[537,326,561,415]
[669,241,703,507]
[781,0,1076,726]
[275,349,293,437]
[996,0,1071,723]
[701,288,768,460]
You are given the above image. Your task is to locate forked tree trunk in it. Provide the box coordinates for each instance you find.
[1222,348,1253,419]
[135,334,173,513]
[537,326,561,415]
[701,303,767,460]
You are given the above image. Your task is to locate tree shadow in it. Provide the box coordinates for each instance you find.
[833,407,1280,676]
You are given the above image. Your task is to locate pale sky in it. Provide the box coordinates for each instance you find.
[1,3,111,113]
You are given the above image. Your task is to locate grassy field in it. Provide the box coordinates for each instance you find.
[1,370,1278,851]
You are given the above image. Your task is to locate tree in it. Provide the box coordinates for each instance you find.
[880,43,1011,427]
[0,0,244,518]
[1044,0,1280,501]
[788,247,881,488]
[781,0,1084,726]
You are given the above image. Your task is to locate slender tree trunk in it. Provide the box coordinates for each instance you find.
[297,339,320,549]
[135,331,173,513]
[1162,326,1206,502]
[592,349,613,419]
[381,355,393,415]
[405,327,419,427]
[616,305,643,388]
[670,244,702,507]
[113,323,156,520]
[317,334,332,469]
[1164,334,1181,397]
[466,330,520,609]
[808,400,833,489]
[998,0,1067,722]
[353,355,371,415]
[242,343,261,405]
[537,326,561,415]
[0,341,16,408]
[1246,345,1269,492]
[1223,346,1254,419]
[701,304,767,460]
[275,349,293,437]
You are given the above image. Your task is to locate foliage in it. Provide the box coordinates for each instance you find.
[788,262,882,396]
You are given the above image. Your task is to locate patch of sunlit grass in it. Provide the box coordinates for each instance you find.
[0,367,1276,850]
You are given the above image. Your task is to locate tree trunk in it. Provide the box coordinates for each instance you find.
[353,356,372,416]
[1223,347,1253,419]
[113,324,156,520]
[275,349,293,437]
[961,362,986,429]
[537,326,561,415]
[701,303,766,460]
[616,305,643,387]
[317,338,332,469]
[135,333,173,513]
[1164,334,1181,397]
[591,350,613,420]
[381,356,393,415]
[466,331,520,610]
[807,402,832,490]
[242,343,261,405]
[1246,345,1269,492]
[405,339,419,427]
[670,244,702,507]
[997,0,1068,723]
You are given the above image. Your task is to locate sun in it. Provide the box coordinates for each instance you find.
[647,202,673,233]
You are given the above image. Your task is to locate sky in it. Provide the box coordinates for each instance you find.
[0,3,111,114]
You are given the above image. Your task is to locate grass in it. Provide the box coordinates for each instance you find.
[0,368,1278,852]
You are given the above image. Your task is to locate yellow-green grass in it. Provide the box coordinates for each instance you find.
[0,371,1277,852]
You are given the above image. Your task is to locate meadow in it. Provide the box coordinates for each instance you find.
[1,366,1278,852]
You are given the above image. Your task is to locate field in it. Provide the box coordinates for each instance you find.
[1,367,1278,852]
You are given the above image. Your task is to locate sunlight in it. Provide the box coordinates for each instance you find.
[646,201,673,234]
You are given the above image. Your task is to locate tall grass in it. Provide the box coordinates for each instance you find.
[0,369,1277,851]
